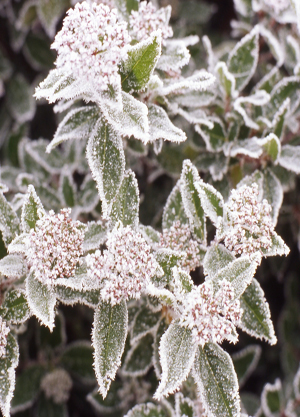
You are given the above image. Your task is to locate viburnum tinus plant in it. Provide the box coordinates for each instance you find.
[1,0,300,416]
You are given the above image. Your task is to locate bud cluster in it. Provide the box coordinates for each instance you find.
[180,280,242,346]
[223,183,274,258]
[51,1,131,91]
[160,221,201,272]
[40,369,73,404]
[129,1,173,43]
[25,208,84,285]
[0,317,10,358]
[86,225,159,306]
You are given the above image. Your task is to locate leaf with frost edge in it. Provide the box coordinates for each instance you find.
[148,103,186,144]
[21,184,44,233]
[0,333,19,417]
[0,254,27,278]
[162,181,189,230]
[174,392,195,417]
[261,379,282,417]
[203,244,235,279]
[232,345,262,388]
[121,333,154,377]
[0,192,20,247]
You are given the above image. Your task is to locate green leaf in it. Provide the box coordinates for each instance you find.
[262,232,290,257]
[0,333,19,417]
[7,233,27,254]
[125,403,168,417]
[157,40,190,72]
[265,76,300,119]
[232,345,262,387]
[154,249,185,286]
[215,61,237,98]
[87,380,123,416]
[261,379,282,416]
[121,31,161,92]
[196,117,226,152]
[262,168,283,225]
[47,106,99,153]
[26,269,56,331]
[0,192,20,246]
[154,322,196,400]
[131,305,161,343]
[6,74,36,124]
[83,221,107,252]
[36,394,68,417]
[11,365,46,413]
[239,278,277,345]
[162,182,189,230]
[37,0,69,38]
[278,145,300,174]
[23,33,55,71]
[110,170,139,228]
[59,170,76,208]
[258,133,281,162]
[1,289,30,324]
[122,333,154,376]
[195,180,224,225]
[38,312,66,350]
[55,285,100,308]
[153,318,168,378]
[148,104,186,143]
[172,267,194,294]
[21,184,44,233]
[86,119,125,218]
[92,300,128,398]
[203,244,235,279]
[60,341,95,383]
[0,254,27,279]
[175,392,195,417]
[227,26,259,90]
[193,343,240,417]
[180,160,206,242]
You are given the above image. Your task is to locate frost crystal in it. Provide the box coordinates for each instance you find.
[40,369,73,404]
[0,317,10,357]
[129,1,173,43]
[224,183,274,258]
[25,208,84,285]
[160,221,201,272]
[180,280,242,346]
[51,2,130,92]
[86,224,159,305]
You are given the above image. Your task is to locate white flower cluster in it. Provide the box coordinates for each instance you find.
[40,369,73,404]
[224,183,274,258]
[129,1,173,43]
[51,1,131,91]
[0,317,10,357]
[180,280,242,346]
[160,221,201,272]
[87,225,159,305]
[25,208,84,285]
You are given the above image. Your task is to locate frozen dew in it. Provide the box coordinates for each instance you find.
[0,317,10,358]
[51,1,131,93]
[25,208,84,285]
[223,183,274,259]
[179,280,242,346]
[86,224,159,305]
[160,220,201,272]
[40,369,73,404]
[129,1,173,44]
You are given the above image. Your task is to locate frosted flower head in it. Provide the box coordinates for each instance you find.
[25,208,84,285]
[160,221,201,272]
[223,183,274,259]
[129,1,173,43]
[0,317,10,358]
[87,224,159,305]
[51,2,131,92]
[180,280,242,346]
[41,369,73,404]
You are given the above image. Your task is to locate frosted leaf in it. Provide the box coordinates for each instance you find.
[148,104,186,143]
[154,322,197,400]
[174,392,195,417]
[233,90,270,130]
[195,117,226,152]
[37,0,68,38]
[8,233,27,254]
[237,170,264,197]
[92,300,128,398]
[131,305,161,343]
[239,278,277,345]
[100,92,149,144]
[180,160,206,242]
[0,254,27,279]
[202,35,216,73]
[257,134,281,163]
[161,70,216,96]
[272,98,290,140]
[59,170,76,208]
[162,181,189,230]
[227,25,259,91]
[232,345,262,388]
[82,221,107,252]
[86,119,125,218]
[233,0,253,17]
[24,139,66,175]
[122,333,153,377]
[215,61,238,99]
[56,285,100,308]
[171,267,194,296]
[177,108,213,128]
[261,379,282,417]
[259,25,284,66]
[194,180,224,226]
[157,39,190,71]
[278,145,300,174]
[139,225,161,246]
[169,88,217,108]
[293,365,300,399]
[203,244,235,279]
[124,403,168,417]
[193,343,241,417]
[262,169,283,225]
[154,248,185,287]
[0,192,20,247]
[262,232,290,257]
[110,170,139,228]
[194,152,229,182]
[120,31,161,92]
[0,289,31,325]
[47,106,99,153]
[6,74,36,124]
[0,333,19,417]
[264,76,300,120]
[286,35,300,69]
[291,0,300,35]
[153,318,168,379]
[26,270,56,330]
[21,184,45,233]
